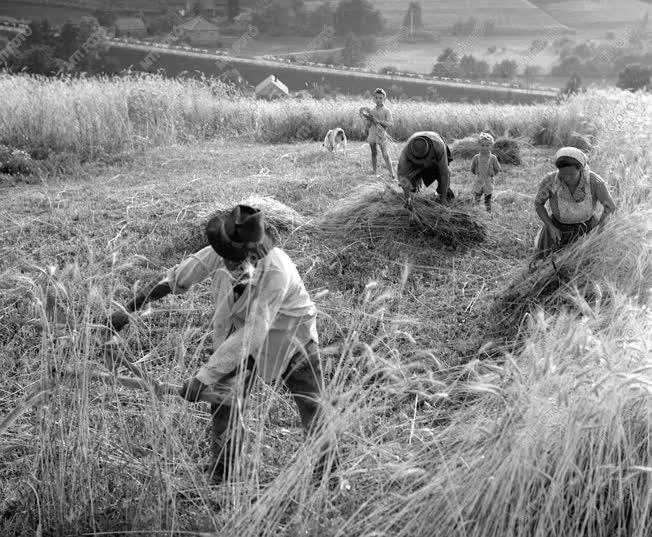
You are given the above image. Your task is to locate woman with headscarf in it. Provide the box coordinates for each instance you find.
[533,147,616,260]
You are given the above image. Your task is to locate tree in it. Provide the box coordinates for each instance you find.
[147,11,179,35]
[56,20,80,60]
[92,7,116,27]
[617,63,652,91]
[252,0,308,35]
[228,0,241,21]
[341,32,362,66]
[403,1,423,35]
[334,0,384,36]
[10,45,59,75]
[432,61,460,78]
[459,54,489,79]
[432,46,460,76]
[26,18,54,47]
[562,73,583,95]
[307,1,335,33]
[437,47,458,64]
[523,64,541,88]
[492,59,517,79]
[550,55,583,77]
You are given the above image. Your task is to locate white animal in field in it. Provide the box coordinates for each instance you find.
[323,128,347,154]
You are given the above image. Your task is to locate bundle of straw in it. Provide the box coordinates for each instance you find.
[197,194,308,232]
[359,106,374,120]
[175,195,308,256]
[318,184,486,247]
[450,136,522,165]
[488,210,651,343]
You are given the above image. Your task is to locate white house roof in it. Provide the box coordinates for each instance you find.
[255,75,289,96]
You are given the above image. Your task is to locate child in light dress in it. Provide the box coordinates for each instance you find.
[470,132,502,212]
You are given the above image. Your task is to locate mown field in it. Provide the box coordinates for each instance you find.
[305,0,566,33]
[532,0,651,31]
[0,76,650,536]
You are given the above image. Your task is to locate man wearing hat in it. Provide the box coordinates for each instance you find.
[396,131,455,208]
[533,146,616,260]
[110,205,334,484]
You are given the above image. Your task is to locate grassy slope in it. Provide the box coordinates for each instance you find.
[0,87,650,536]
[0,140,546,533]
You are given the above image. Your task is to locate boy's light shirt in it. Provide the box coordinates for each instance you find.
[161,246,318,384]
[367,105,393,144]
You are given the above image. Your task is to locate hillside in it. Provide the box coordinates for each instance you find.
[306,0,568,33]
[531,0,650,30]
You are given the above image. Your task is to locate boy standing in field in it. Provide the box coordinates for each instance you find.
[367,88,395,179]
[470,132,502,212]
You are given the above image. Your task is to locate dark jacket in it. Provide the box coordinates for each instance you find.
[397,131,453,198]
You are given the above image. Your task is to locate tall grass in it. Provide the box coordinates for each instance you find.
[0,73,634,161]
[1,79,650,535]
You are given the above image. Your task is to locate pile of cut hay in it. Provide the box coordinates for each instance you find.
[318,184,486,247]
[487,210,651,343]
[172,195,309,256]
[566,131,593,152]
[197,194,308,232]
[450,136,522,165]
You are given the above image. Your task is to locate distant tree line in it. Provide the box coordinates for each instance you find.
[241,0,384,37]
[0,17,121,76]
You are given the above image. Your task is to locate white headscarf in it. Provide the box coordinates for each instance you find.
[554,147,588,168]
[478,132,494,144]
[552,146,592,198]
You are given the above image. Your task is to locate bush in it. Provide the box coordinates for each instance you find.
[617,63,652,91]
[0,145,39,176]
[562,73,584,96]
[334,0,384,36]
[551,55,584,77]
[491,59,517,79]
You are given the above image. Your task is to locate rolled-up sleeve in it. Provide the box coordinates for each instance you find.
[195,267,290,385]
[163,246,222,294]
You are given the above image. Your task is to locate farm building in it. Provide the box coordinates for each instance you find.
[255,75,289,99]
[175,16,220,46]
[114,17,146,39]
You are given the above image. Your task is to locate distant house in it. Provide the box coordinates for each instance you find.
[175,16,220,46]
[255,75,289,100]
[114,17,146,39]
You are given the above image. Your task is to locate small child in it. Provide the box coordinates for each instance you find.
[367,88,395,178]
[470,132,502,212]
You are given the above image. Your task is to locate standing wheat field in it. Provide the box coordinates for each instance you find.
[0,75,650,536]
